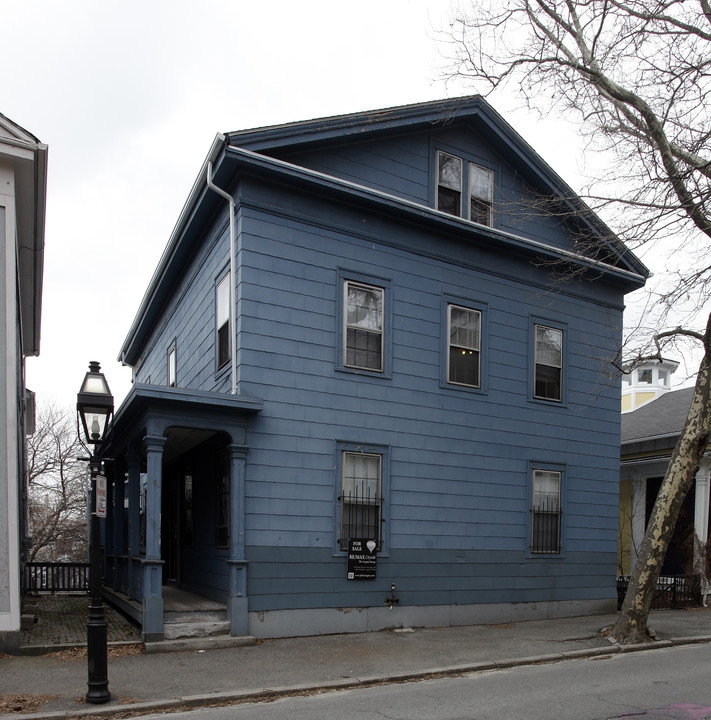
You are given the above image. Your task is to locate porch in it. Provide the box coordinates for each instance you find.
[100,384,262,642]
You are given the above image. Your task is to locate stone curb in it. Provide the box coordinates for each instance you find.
[6,635,710,720]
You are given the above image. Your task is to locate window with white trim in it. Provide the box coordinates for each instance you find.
[447,304,481,388]
[344,281,384,372]
[167,343,176,387]
[339,451,383,551]
[530,469,562,554]
[216,272,231,371]
[436,151,494,226]
[534,324,563,402]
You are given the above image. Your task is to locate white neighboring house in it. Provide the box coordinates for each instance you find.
[619,359,710,582]
[0,113,47,652]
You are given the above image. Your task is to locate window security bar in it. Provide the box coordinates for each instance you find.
[339,485,382,551]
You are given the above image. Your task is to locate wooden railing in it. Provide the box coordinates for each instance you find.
[24,562,90,593]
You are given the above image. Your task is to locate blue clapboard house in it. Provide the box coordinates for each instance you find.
[101,97,647,642]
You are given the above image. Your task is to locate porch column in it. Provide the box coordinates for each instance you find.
[694,460,710,574]
[112,465,125,592]
[227,443,249,635]
[126,451,141,600]
[630,473,646,573]
[142,434,165,642]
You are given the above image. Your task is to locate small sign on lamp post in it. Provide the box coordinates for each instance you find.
[95,475,107,518]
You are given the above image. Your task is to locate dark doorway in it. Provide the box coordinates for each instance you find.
[645,477,696,575]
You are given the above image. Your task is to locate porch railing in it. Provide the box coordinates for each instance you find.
[24,562,90,593]
[617,574,701,611]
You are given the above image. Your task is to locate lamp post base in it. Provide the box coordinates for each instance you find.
[86,603,110,703]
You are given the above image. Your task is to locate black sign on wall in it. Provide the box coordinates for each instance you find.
[347,538,377,580]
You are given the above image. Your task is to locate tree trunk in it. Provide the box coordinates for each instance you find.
[612,315,711,643]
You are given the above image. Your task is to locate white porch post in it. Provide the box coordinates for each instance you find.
[694,460,710,573]
[142,434,165,642]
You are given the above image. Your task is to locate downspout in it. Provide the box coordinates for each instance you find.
[207,161,238,395]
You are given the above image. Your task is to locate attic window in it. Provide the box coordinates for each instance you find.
[437,152,462,216]
[436,151,494,227]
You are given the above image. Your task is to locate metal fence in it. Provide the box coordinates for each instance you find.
[24,562,90,593]
[617,574,701,610]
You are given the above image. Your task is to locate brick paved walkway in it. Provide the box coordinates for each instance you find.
[21,593,141,648]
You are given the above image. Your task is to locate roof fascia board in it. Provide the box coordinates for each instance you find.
[227,96,485,151]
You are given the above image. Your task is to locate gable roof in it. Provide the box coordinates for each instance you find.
[119,97,647,367]
[0,112,48,356]
[621,386,694,446]
[226,96,647,278]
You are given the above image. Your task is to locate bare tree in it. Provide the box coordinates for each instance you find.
[27,403,88,562]
[445,0,711,642]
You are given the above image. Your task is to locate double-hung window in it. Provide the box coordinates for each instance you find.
[530,469,562,554]
[216,272,231,371]
[167,343,176,387]
[344,280,384,372]
[436,151,494,226]
[534,324,563,402]
[339,451,382,551]
[447,304,481,388]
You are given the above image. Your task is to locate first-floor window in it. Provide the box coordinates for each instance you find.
[340,451,382,551]
[216,453,229,548]
[534,324,563,402]
[530,469,562,554]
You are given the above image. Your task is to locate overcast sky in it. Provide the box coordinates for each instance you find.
[4,0,660,411]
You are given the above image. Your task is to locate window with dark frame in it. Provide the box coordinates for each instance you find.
[469,162,494,225]
[339,451,382,551]
[344,281,384,372]
[530,469,562,554]
[216,273,231,370]
[216,453,229,548]
[534,324,563,402]
[436,151,494,226]
[447,304,481,388]
[437,151,462,216]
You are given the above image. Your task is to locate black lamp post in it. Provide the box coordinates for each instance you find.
[77,361,113,705]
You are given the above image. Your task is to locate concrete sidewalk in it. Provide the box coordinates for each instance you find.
[2,602,711,719]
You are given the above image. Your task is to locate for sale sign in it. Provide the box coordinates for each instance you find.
[96,475,107,518]
[347,538,377,580]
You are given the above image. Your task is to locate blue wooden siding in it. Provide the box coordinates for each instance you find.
[130,125,626,611]
[278,127,575,250]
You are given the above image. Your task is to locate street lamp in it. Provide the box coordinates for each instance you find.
[77,361,113,704]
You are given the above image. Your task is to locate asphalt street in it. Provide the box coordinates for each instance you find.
[134,643,711,720]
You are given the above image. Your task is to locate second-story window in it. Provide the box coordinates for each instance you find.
[534,324,563,402]
[447,304,481,388]
[216,272,231,370]
[167,343,176,387]
[344,280,384,372]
